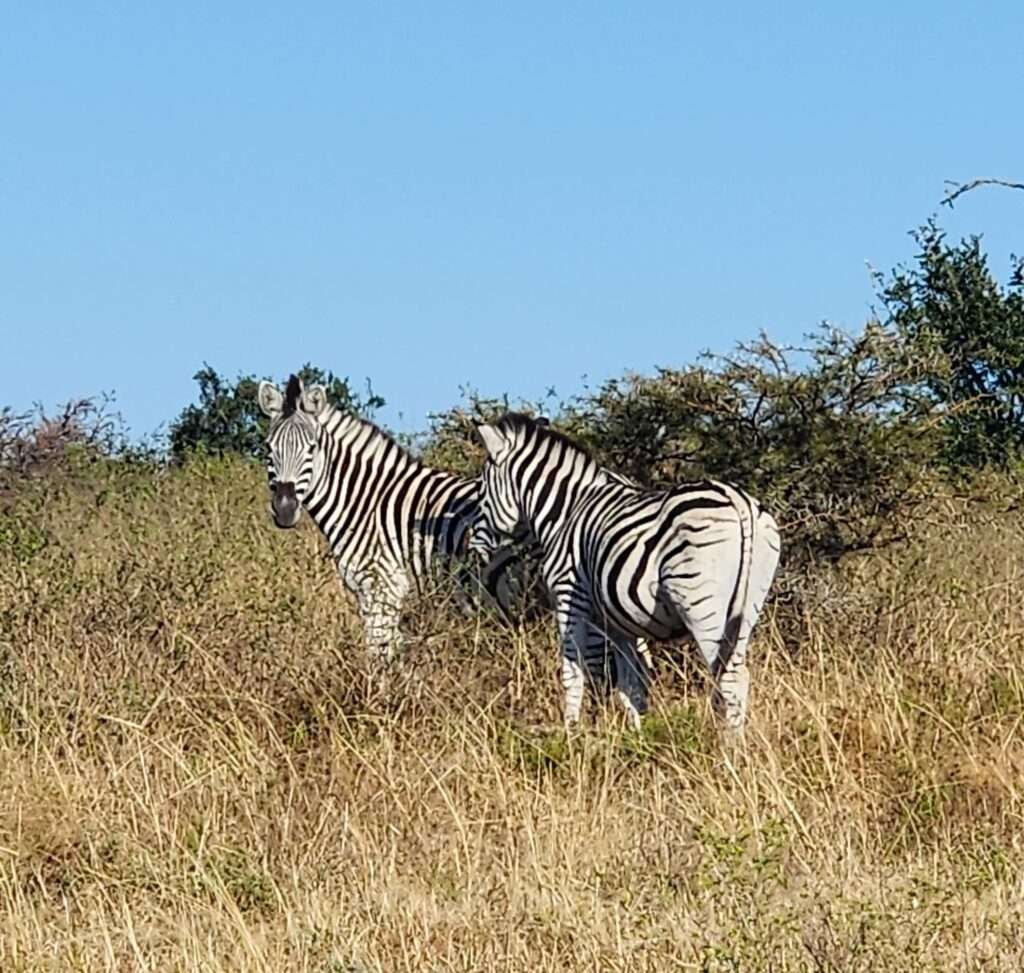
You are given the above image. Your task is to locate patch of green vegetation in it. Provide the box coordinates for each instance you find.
[695,817,792,894]
[987,671,1019,717]
[616,703,706,763]
[185,823,276,914]
[0,518,49,563]
[495,722,571,775]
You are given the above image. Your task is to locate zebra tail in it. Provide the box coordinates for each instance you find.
[712,486,755,678]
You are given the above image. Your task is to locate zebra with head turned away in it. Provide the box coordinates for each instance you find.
[474,413,781,737]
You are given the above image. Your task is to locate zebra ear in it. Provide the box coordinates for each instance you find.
[301,384,328,417]
[258,381,284,417]
[476,423,508,458]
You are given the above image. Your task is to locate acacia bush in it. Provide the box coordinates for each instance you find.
[418,220,1024,580]
[419,324,945,576]
[0,396,126,487]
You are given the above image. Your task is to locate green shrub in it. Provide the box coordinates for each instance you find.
[881,220,1024,469]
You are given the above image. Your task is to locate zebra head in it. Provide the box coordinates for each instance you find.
[474,415,549,543]
[257,374,327,529]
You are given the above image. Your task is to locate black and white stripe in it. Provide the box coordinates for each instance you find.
[475,413,780,733]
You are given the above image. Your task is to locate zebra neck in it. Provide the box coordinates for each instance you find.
[522,463,604,548]
[300,407,421,548]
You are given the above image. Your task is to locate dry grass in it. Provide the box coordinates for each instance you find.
[2,455,1024,971]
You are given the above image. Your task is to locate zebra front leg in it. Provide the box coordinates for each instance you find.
[636,637,653,673]
[554,598,593,728]
[362,602,403,666]
[356,583,405,671]
[559,639,587,729]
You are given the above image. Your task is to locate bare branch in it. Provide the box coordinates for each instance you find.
[941,177,1024,209]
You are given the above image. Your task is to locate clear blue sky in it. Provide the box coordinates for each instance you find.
[2,2,1022,439]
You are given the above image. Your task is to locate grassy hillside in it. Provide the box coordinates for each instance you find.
[2,456,1023,971]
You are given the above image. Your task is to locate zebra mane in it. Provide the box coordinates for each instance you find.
[282,374,303,416]
[494,412,642,488]
[321,403,430,471]
[494,412,596,464]
[274,376,421,468]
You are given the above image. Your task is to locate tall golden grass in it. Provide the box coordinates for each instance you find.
[1,455,1023,971]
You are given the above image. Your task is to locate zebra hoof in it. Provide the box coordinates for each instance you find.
[562,717,584,738]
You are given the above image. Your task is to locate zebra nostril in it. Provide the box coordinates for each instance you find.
[274,482,296,503]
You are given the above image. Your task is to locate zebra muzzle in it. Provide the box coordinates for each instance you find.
[271,482,301,528]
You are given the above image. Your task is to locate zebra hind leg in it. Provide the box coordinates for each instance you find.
[691,617,752,744]
[610,633,650,731]
[714,656,750,742]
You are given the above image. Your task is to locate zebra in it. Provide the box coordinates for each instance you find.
[257,374,521,665]
[474,412,781,735]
